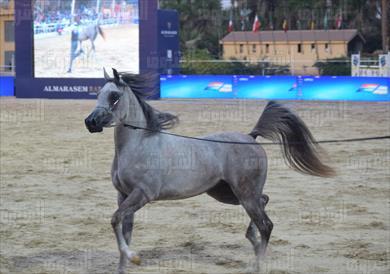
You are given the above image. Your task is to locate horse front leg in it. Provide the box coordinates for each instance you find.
[117,192,135,245]
[112,188,148,274]
[91,39,95,52]
[116,192,136,273]
[78,41,84,55]
[118,214,135,272]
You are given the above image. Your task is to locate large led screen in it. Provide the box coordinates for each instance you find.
[33,0,139,78]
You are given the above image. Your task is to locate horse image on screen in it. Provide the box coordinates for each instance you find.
[33,0,139,78]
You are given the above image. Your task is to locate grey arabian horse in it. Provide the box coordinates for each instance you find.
[77,22,105,51]
[67,22,105,73]
[85,69,334,273]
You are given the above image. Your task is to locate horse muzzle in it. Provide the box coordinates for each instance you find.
[85,109,113,133]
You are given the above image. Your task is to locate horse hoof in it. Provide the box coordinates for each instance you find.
[130,255,141,265]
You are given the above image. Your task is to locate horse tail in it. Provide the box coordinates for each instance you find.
[249,101,335,177]
[97,25,105,40]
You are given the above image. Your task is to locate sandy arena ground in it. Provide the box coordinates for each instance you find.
[34,24,139,78]
[0,98,389,274]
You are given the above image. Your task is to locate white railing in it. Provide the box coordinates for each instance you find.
[33,17,138,35]
[0,65,15,76]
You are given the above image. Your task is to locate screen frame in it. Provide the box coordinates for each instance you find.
[15,0,158,99]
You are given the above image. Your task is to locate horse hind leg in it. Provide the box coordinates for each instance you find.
[245,194,270,254]
[248,194,273,257]
[230,178,273,267]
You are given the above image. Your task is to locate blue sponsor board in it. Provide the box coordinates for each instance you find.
[157,10,180,75]
[235,75,299,100]
[301,76,390,101]
[0,76,14,96]
[160,75,389,101]
[160,75,234,98]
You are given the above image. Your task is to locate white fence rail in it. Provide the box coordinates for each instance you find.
[0,65,15,76]
[33,18,137,36]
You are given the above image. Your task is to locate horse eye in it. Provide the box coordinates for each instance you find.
[110,93,120,105]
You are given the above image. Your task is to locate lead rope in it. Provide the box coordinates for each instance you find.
[123,124,390,145]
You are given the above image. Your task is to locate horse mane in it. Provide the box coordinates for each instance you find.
[119,72,179,133]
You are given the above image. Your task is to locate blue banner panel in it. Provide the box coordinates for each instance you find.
[160,75,235,99]
[301,76,390,101]
[235,75,299,100]
[160,75,389,101]
[0,76,14,96]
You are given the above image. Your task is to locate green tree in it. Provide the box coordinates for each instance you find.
[160,0,224,58]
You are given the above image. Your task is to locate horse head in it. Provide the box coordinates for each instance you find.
[84,68,130,133]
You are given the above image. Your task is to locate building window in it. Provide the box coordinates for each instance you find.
[4,51,14,71]
[265,44,269,54]
[311,43,316,51]
[297,43,302,53]
[4,21,15,42]
[0,0,10,9]
[325,43,329,52]
[239,44,244,54]
[252,44,256,53]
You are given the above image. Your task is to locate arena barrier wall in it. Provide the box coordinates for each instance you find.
[160,75,390,101]
[0,76,14,96]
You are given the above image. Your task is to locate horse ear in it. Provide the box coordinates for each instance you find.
[112,68,120,84]
[103,67,110,81]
